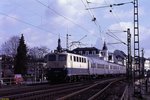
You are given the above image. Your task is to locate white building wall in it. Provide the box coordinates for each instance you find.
[145,59,150,71]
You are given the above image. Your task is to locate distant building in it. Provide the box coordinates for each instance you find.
[0,55,14,78]
[144,58,150,71]
[101,41,108,61]
[108,52,114,63]
[113,50,126,65]
[72,42,126,65]
[72,47,100,56]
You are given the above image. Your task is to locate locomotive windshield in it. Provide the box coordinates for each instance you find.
[48,54,56,61]
[58,55,66,61]
[48,54,67,61]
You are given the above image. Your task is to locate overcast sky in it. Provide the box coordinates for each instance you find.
[0,0,150,57]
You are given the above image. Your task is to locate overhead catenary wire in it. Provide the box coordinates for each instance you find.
[104,1,133,47]
[87,0,131,46]
[104,0,133,30]
[86,1,133,9]
[81,0,103,39]
[0,11,66,39]
[10,1,45,25]
[82,0,128,49]
[12,1,42,17]
[85,0,102,34]
[87,0,133,31]
[35,0,92,35]
[108,30,126,44]
[105,32,127,45]
[81,0,93,18]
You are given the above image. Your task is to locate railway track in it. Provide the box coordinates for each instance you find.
[0,82,83,97]
[57,78,126,100]
[95,80,127,100]
[1,78,126,100]
[0,79,99,99]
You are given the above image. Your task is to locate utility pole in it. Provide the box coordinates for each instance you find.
[66,34,71,50]
[127,28,132,81]
[141,48,145,78]
[133,0,141,97]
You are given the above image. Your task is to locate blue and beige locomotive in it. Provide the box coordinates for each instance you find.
[45,39,126,82]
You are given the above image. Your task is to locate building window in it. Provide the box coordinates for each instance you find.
[92,51,96,54]
[85,51,89,55]
[108,55,112,61]
[79,51,82,55]
[89,51,92,54]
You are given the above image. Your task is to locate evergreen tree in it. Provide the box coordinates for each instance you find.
[14,34,27,75]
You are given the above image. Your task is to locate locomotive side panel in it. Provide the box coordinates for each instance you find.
[66,53,89,76]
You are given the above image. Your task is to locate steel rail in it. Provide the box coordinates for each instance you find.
[88,79,119,100]
[57,78,122,100]
[2,84,83,99]
[120,85,128,100]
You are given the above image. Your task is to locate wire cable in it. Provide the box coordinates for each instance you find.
[81,0,103,40]
[35,0,92,34]
[0,11,66,39]
[106,32,126,45]
[108,30,126,44]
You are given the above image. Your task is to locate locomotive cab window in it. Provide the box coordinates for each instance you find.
[48,54,56,61]
[58,55,66,61]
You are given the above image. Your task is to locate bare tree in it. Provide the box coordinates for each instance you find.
[28,46,49,81]
[29,46,49,59]
[1,36,20,58]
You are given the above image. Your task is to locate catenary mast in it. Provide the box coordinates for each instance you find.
[133,0,141,96]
